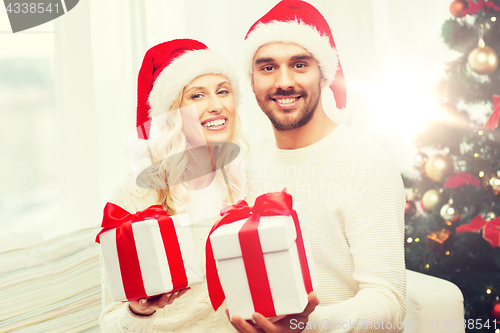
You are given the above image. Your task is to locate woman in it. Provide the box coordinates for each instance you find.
[100,39,247,332]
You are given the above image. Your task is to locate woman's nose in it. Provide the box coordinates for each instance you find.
[208,94,224,113]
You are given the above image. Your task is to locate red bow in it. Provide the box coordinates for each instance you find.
[460,0,500,17]
[456,214,500,247]
[206,190,313,316]
[97,203,188,301]
[96,203,167,243]
[484,95,500,130]
[445,172,481,188]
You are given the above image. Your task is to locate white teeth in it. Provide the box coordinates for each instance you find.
[277,98,297,104]
[203,118,226,128]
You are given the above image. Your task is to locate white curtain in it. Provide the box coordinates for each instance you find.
[51,0,453,235]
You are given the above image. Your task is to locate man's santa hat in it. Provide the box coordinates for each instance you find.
[242,0,346,109]
[137,39,239,139]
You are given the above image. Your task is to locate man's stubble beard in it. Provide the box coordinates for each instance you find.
[254,81,322,132]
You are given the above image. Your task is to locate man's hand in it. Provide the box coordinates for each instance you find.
[129,288,190,316]
[228,292,319,333]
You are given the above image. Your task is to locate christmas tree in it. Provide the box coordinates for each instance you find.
[403,0,500,330]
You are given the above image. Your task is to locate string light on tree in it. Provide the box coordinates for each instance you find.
[490,174,500,194]
[492,300,500,319]
[414,152,428,172]
[407,188,422,201]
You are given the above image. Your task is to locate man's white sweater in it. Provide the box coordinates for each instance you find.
[245,124,406,332]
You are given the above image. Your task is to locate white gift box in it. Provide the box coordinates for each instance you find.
[209,204,318,319]
[100,214,203,302]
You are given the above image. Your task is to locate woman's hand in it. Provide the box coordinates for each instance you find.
[129,288,191,316]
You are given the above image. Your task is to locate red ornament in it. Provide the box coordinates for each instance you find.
[491,301,500,319]
[405,200,417,217]
[450,0,469,17]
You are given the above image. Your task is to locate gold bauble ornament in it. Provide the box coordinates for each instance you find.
[489,176,500,194]
[468,45,499,75]
[422,189,442,211]
[424,154,455,183]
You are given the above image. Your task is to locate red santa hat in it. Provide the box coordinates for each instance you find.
[242,0,346,109]
[137,39,239,139]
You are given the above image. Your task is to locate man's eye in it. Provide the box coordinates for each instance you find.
[294,63,306,69]
[262,66,274,72]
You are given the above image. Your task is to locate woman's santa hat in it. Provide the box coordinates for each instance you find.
[242,0,346,109]
[136,39,238,139]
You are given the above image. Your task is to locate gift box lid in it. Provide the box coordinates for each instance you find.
[210,215,297,261]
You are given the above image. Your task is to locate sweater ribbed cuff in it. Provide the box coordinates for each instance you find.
[119,303,156,333]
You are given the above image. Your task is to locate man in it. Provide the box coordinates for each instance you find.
[230,1,406,332]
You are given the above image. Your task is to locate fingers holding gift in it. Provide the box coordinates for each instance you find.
[230,314,263,333]
[228,292,320,333]
[302,292,319,317]
[129,288,191,315]
[129,298,157,316]
[166,287,190,304]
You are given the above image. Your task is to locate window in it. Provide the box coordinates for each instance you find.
[0,19,60,240]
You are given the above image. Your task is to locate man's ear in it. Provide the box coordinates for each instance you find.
[320,77,328,89]
[251,76,255,93]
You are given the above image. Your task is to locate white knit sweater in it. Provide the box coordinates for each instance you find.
[244,124,406,333]
[99,175,240,333]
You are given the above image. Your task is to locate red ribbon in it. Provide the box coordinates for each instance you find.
[460,0,500,17]
[97,203,188,300]
[456,214,500,247]
[484,95,500,130]
[206,190,313,317]
[445,172,481,188]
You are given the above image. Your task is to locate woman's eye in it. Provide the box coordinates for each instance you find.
[191,93,203,99]
[217,89,229,95]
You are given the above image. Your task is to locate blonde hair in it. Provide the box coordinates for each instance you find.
[141,81,247,215]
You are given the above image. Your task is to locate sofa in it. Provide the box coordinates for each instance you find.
[0,228,464,332]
